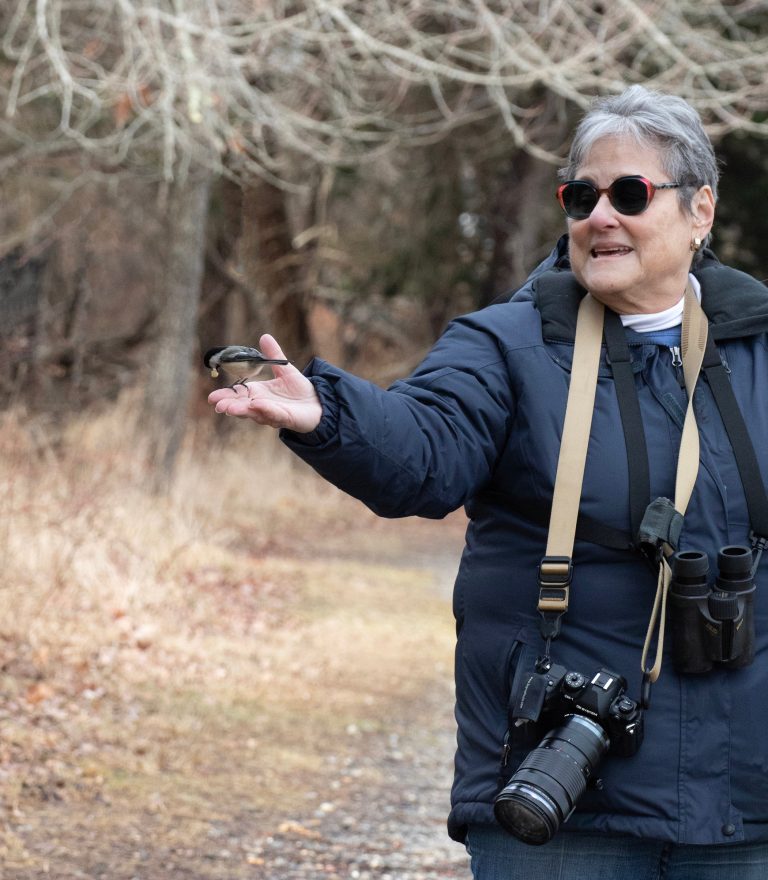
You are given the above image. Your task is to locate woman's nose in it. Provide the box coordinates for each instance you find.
[587,193,620,226]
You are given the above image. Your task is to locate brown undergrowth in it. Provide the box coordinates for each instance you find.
[0,403,465,878]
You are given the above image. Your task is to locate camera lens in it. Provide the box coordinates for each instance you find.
[494,715,609,845]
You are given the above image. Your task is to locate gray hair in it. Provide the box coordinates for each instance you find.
[561,85,720,210]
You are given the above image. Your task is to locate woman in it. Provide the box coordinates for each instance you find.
[208,86,768,879]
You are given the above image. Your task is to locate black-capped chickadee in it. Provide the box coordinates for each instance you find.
[203,345,289,386]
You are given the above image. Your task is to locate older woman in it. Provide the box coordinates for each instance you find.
[208,86,768,879]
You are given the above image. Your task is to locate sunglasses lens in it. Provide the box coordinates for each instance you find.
[610,178,651,215]
[561,182,597,220]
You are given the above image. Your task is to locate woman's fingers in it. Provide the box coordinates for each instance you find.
[210,386,321,431]
[206,336,322,432]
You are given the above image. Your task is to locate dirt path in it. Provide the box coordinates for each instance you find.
[5,692,470,880]
[228,527,472,879]
[245,677,470,879]
[2,514,473,879]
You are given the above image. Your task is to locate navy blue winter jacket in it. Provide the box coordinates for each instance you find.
[282,241,768,846]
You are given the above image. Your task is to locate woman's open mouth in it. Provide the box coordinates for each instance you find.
[590,246,633,259]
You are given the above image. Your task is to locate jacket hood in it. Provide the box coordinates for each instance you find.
[510,235,768,343]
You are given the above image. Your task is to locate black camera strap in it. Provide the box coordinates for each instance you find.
[602,308,651,543]
[701,336,768,570]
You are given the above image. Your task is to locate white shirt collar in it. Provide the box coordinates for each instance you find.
[619,274,702,333]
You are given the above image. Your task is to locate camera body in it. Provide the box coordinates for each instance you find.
[669,544,755,674]
[535,662,644,758]
[494,658,644,845]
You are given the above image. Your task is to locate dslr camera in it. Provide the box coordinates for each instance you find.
[494,658,644,845]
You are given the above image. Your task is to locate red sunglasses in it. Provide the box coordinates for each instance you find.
[557,176,682,220]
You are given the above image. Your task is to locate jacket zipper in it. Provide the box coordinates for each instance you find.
[669,345,684,387]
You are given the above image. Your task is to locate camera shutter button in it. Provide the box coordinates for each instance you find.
[617,698,635,715]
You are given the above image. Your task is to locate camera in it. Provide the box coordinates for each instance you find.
[494,659,644,845]
[669,544,755,674]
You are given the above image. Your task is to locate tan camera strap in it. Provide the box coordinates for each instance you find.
[537,293,603,635]
[539,284,709,684]
[543,293,605,564]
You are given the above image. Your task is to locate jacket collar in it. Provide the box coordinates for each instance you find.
[520,237,768,343]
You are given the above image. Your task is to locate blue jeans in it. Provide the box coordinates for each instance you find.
[466,826,768,880]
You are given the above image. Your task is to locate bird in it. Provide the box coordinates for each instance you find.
[203,345,289,386]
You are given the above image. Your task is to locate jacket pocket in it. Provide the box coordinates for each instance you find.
[498,637,539,787]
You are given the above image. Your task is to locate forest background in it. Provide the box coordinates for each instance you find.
[1,2,768,877]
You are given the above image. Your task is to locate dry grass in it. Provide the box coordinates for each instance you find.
[0,400,464,875]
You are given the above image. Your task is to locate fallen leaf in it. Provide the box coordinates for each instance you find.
[276,820,322,840]
[25,683,54,705]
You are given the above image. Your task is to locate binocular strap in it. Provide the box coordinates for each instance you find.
[640,285,709,684]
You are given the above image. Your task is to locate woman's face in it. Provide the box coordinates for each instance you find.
[567,136,715,314]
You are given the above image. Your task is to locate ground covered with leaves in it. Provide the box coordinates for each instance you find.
[0,411,470,879]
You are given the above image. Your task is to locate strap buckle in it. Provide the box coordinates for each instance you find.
[537,555,573,612]
[538,556,572,642]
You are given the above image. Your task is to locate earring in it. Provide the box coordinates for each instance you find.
[690,236,702,252]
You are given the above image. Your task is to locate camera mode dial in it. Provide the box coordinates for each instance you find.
[564,672,586,691]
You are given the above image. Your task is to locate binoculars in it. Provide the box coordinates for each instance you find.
[669,545,755,674]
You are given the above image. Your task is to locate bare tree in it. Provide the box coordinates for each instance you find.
[3,1,767,184]
[1,0,767,475]
[141,169,212,486]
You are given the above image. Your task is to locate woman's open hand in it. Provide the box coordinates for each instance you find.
[207,334,323,434]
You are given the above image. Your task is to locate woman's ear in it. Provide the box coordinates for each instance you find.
[691,185,716,239]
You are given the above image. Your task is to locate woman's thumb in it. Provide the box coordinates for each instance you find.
[259,333,288,362]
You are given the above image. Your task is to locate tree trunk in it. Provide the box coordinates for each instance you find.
[482,151,557,301]
[141,170,212,488]
[240,179,311,367]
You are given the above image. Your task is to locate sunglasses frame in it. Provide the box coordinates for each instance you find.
[556,175,682,220]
